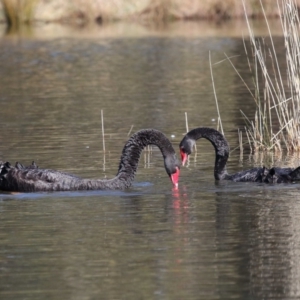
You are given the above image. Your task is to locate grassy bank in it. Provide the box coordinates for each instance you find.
[2,0,300,27]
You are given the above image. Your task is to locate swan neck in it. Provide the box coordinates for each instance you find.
[115,129,175,187]
[189,127,229,180]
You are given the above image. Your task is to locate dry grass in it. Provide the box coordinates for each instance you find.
[3,0,300,25]
[2,0,39,28]
[234,0,300,152]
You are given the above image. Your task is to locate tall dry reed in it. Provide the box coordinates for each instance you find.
[2,0,39,28]
[229,0,300,152]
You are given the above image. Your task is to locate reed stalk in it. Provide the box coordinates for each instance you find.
[127,125,134,136]
[209,51,224,135]
[101,109,105,152]
[185,112,189,133]
[232,0,300,152]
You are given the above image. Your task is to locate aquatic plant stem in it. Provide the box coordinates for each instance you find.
[101,109,105,152]
[209,51,224,135]
[185,112,189,133]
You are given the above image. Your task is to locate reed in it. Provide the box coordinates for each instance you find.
[209,51,224,135]
[127,125,134,136]
[183,112,197,156]
[2,0,39,28]
[185,112,189,133]
[231,0,300,152]
[101,109,105,152]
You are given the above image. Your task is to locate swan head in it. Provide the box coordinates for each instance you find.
[170,167,180,188]
[179,137,195,166]
[164,155,180,188]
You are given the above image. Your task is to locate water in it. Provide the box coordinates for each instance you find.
[1,21,300,299]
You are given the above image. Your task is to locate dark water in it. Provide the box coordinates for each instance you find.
[0,21,300,300]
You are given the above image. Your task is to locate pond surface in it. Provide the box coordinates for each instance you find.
[0,21,300,300]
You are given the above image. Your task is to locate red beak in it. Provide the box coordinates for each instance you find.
[170,167,180,188]
[180,149,188,166]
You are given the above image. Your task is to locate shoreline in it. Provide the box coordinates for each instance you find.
[0,0,299,29]
[0,18,286,40]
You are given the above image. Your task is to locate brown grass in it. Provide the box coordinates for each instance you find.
[231,0,300,152]
[3,0,300,26]
[2,0,39,28]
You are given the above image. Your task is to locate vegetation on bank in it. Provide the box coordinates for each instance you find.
[1,0,300,28]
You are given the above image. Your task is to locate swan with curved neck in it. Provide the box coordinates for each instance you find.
[0,129,180,192]
[179,127,300,183]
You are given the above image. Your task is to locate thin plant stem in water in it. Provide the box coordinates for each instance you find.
[101,109,106,171]
[185,112,189,133]
[184,112,196,154]
[101,109,105,152]
[209,51,224,135]
[127,125,134,136]
[238,128,243,161]
[233,0,300,152]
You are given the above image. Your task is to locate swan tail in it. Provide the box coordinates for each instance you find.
[0,161,38,180]
[15,161,38,169]
[261,167,298,183]
[0,161,13,178]
[289,166,300,181]
[254,166,269,182]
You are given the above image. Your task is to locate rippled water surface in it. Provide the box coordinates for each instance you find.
[1,21,300,300]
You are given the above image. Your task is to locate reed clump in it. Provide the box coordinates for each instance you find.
[230,0,300,152]
[2,0,39,28]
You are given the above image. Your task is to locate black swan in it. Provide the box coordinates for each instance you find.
[0,129,180,192]
[179,127,300,183]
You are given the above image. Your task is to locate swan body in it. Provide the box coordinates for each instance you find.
[179,127,300,183]
[0,129,180,192]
